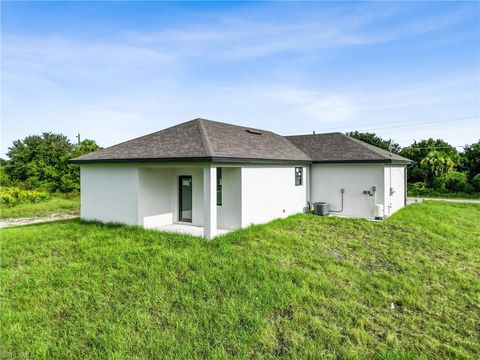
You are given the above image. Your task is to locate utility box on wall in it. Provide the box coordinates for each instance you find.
[309,163,407,219]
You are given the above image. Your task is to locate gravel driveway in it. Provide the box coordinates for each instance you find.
[0,212,80,228]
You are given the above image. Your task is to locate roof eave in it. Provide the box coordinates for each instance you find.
[69,157,212,164]
[313,159,412,165]
[70,156,312,165]
[211,156,311,164]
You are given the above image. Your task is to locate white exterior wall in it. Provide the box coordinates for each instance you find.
[81,162,405,233]
[80,164,243,231]
[80,165,206,228]
[240,165,307,227]
[80,165,139,225]
[138,168,175,228]
[217,167,242,230]
[383,165,406,216]
[310,164,385,218]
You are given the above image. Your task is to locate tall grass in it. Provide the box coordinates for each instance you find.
[0,195,79,218]
[1,201,479,358]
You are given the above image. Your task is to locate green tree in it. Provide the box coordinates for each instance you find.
[400,138,457,164]
[346,131,401,153]
[472,174,480,192]
[71,139,102,159]
[400,139,458,183]
[400,138,458,164]
[4,133,101,192]
[5,133,73,190]
[61,139,102,192]
[462,141,480,179]
[420,150,455,189]
[0,160,11,187]
[444,170,471,193]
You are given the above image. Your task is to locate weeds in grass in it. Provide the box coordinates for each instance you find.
[0,196,79,218]
[1,202,479,358]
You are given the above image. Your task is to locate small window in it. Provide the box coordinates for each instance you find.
[295,167,303,186]
[217,167,222,206]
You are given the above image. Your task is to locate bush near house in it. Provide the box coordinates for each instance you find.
[407,182,480,199]
[1,202,479,358]
[0,187,79,219]
[0,186,80,218]
[0,187,50,207]
[407,171,478,198]
[443,170,472,193]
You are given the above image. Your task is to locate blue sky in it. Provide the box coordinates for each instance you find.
[1,1,479,156]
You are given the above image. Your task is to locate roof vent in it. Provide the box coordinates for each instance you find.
[246,129,262,135]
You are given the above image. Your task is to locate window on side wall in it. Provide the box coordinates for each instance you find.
[217,167,222,206]
[295,167,303,186]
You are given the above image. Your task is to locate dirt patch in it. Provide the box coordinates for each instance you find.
[0,211,80,228]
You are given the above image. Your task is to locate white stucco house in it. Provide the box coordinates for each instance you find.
[71,118,412,239]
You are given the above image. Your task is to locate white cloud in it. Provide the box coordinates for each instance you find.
[260,88,354,123]
[1,2,478,155]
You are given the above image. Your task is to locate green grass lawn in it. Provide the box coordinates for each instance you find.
[1,202,479,359]
[0,196,79,219]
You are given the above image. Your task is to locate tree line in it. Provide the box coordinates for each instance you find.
[347,131,480,194]
[1,131,479,195]
[0,133,101,193]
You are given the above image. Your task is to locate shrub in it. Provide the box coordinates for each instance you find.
[472,174,480,192]
[445,171,472,193]
[411,182,429,192]
[0,166,12,187]
[407,182,437,197]
[432,174,447,192]
[0,187,49,207]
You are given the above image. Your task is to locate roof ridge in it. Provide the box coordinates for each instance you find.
[340,133,390,160]
[196,119,213,157]
[197,117,273,134]
[285,132,343,138]
[283,139,312,161]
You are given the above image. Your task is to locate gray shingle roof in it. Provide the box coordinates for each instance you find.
[285,132,412,164]
[72,119,412,164]
[71,118,311,163]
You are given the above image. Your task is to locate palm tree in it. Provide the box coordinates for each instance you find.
[420,150,455,178]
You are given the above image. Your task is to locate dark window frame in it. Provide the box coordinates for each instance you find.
[216,167,222,206]
[178,175,193,223]
[295,167,303,186]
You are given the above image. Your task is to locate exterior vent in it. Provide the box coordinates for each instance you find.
[246,129,262,135]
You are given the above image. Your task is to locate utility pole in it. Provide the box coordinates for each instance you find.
[76,132,81,145]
